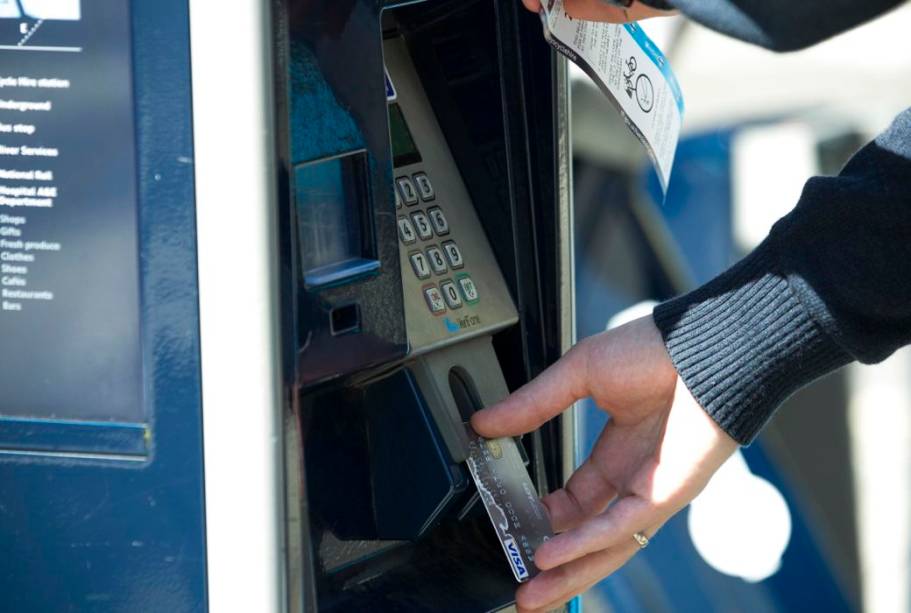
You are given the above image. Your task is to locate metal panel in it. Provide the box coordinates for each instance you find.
[189,0,285,611]
[553,56,578,486]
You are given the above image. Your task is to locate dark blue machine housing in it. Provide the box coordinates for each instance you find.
[0,0,570,610]
[0,1,208,611]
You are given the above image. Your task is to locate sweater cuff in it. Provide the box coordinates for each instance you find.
[652,240,852,445]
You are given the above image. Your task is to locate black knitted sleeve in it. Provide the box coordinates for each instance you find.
[653,109,911,444]
[637,0,905,51]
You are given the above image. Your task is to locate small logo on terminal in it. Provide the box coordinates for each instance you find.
[444,317,460,333]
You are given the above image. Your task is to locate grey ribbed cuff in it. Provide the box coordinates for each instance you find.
[652,240,851,444]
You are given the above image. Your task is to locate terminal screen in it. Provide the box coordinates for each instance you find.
[388,102,421,168]
[294,150,374,283]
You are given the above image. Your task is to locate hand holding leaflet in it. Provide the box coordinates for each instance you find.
[540,0,684,191]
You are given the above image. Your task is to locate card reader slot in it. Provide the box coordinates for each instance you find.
[449,366,482,422]
[413,338,530,466]
[449,366,530,466]
[409,336,509,462]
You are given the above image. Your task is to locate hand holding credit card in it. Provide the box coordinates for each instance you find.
[470,316,739,611]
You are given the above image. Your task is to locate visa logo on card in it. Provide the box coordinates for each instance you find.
[504,537,530,580]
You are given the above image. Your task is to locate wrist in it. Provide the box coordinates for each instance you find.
[653,239,851,444]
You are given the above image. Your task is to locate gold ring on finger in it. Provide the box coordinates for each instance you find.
[632,531,650,549]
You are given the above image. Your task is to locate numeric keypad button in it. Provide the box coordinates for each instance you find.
[394,186,403,209]
[458,275,479,303]
[414,173,435,201]
[397,217,417,244]
[427,247,448,275]
[442,241,464,269]
[397,177,419,206]
[427,207,449,236]
[441,281,462,309]
[424,286,446,314]
[411,212,433,240]
[410,252,431,279]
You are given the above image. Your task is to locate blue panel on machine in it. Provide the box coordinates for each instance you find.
[0,1,208,611]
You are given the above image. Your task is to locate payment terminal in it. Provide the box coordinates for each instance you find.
[281,1,574,610]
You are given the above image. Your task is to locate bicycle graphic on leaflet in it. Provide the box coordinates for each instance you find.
[623,56,655,113]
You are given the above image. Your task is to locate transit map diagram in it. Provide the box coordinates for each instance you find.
[0,0,80,49]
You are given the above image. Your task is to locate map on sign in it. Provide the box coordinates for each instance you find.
[0,0,80,20]
[0,0,81,50]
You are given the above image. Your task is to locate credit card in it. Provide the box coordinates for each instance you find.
[464,426,553,583]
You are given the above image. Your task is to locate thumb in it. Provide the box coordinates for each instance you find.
[471,341,591,438]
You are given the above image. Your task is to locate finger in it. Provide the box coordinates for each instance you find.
[564,0,628,22]
[542,455,618,533]
[517,540,640,612]
[516,576,602,613]
[521,0,542,12]
[541,419,629,532]
[535,495,660,570]
[471,341,591,438]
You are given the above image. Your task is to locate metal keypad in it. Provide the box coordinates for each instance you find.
[387,37,518,355]
[395,170,475,314]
